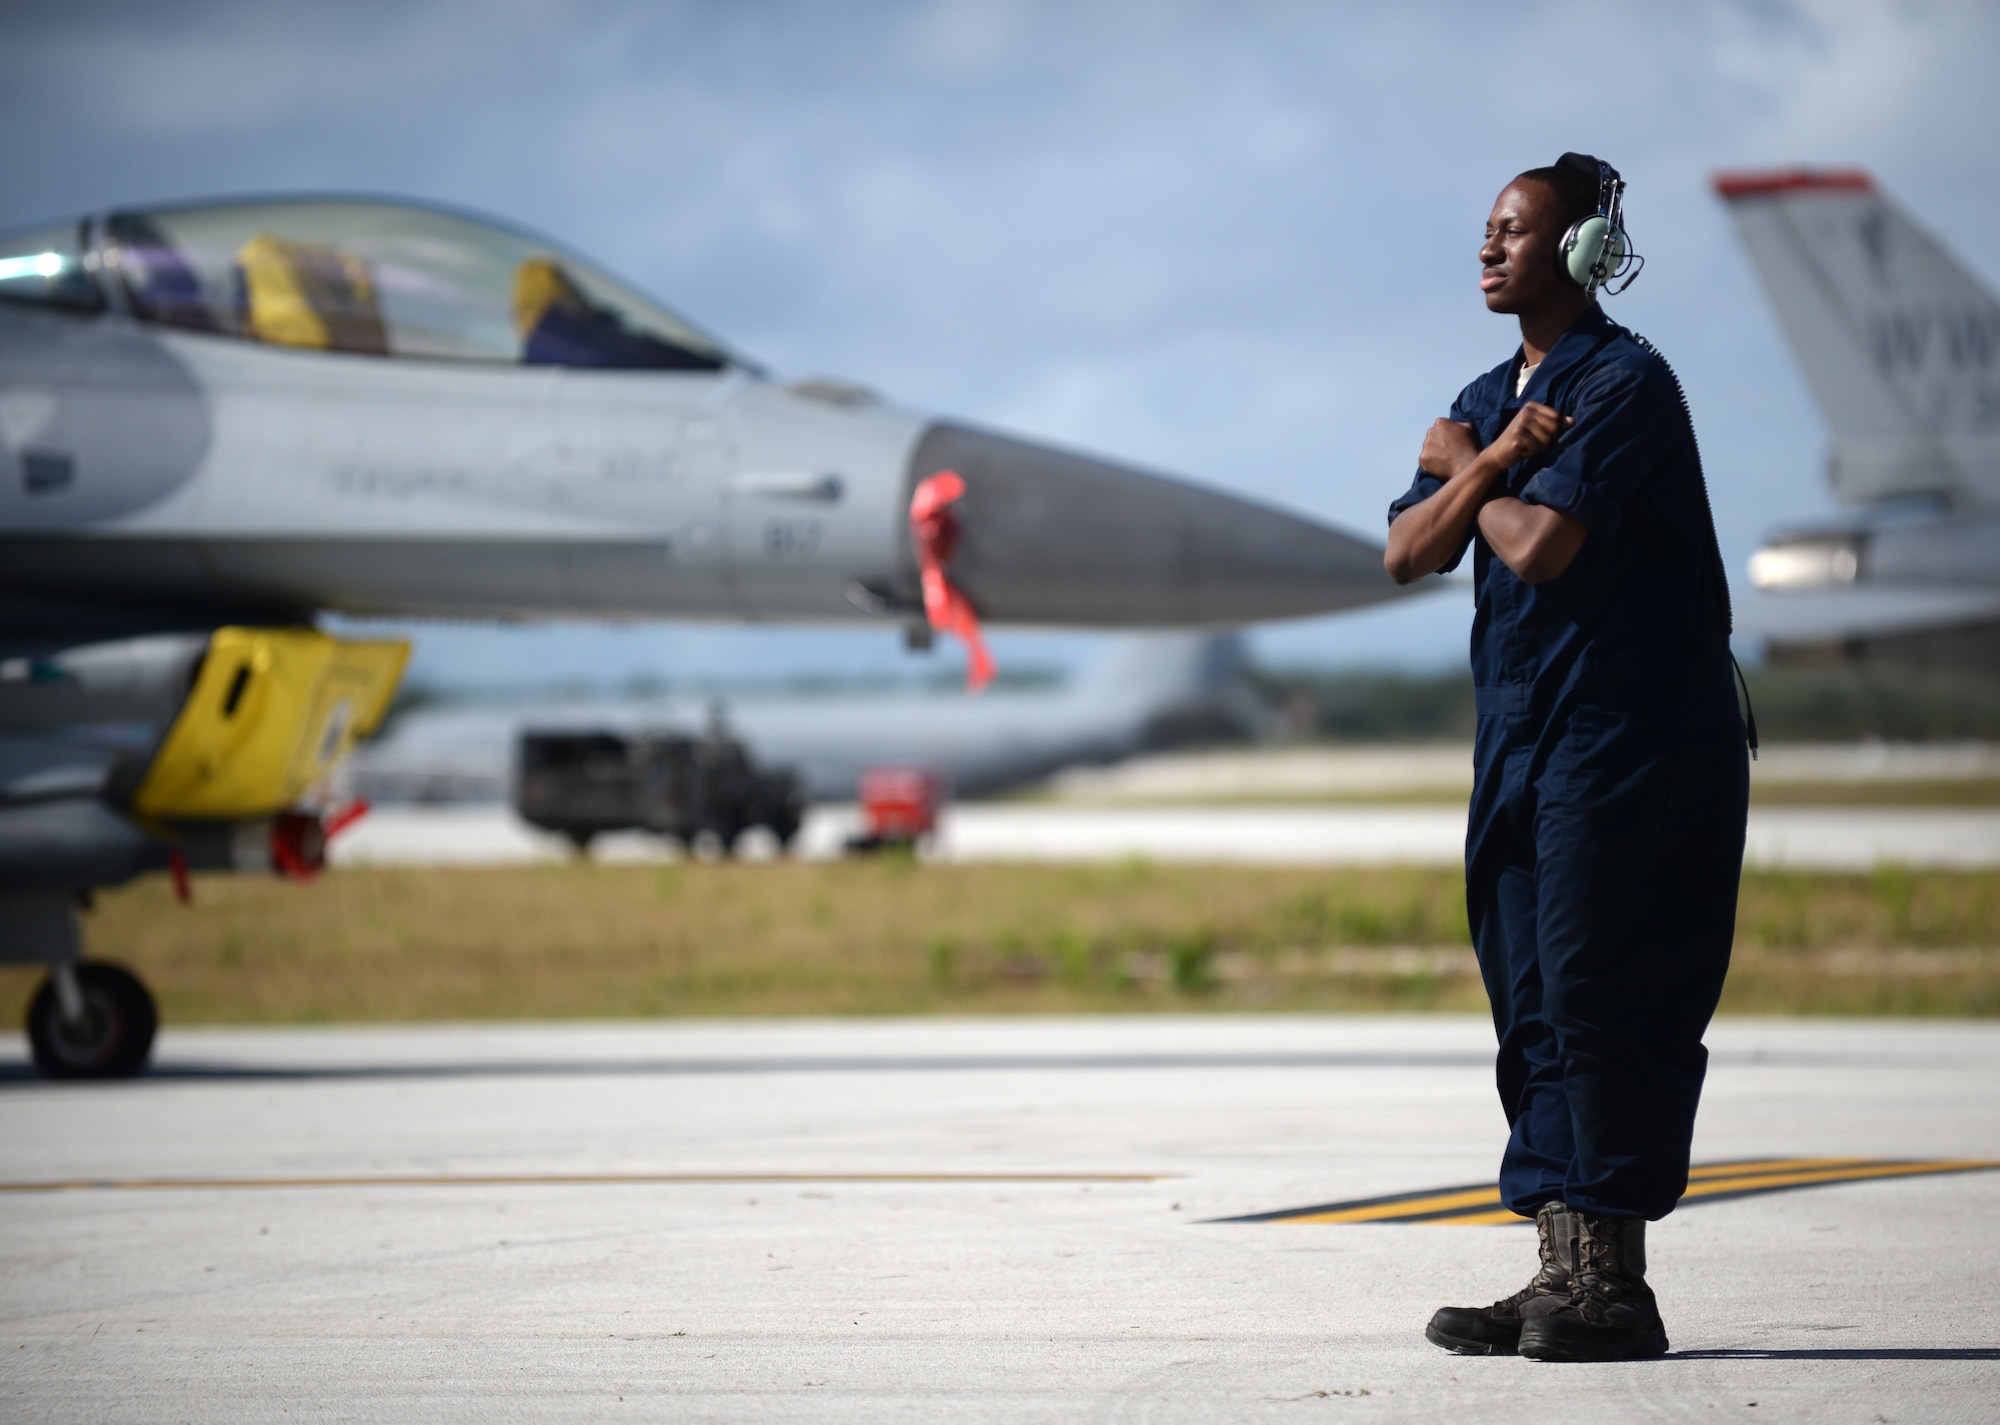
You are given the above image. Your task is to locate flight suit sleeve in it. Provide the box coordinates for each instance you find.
[1384,388,1479,576]
[1518,358,1678,539]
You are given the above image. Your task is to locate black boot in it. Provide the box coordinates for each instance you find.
[1517,1211,1669,1362]
[1425,1200,1577,1355]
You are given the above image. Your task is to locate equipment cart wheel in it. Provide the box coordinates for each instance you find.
[26,962,158,1080]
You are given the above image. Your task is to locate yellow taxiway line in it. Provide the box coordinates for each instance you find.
[1232,1158,2000,1226]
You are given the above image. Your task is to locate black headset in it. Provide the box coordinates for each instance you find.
[1554,152,1640,294]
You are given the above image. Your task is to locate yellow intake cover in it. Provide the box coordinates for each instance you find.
[131,628,410,820]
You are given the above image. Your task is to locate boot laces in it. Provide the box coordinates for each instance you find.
[1564,1218,1646,1320]
[1489,1206,1570,1312]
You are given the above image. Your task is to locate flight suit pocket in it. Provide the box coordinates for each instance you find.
[1538,706,1663,869]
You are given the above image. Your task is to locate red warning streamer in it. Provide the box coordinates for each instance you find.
[909,470,996,692]
[324,799,372,841]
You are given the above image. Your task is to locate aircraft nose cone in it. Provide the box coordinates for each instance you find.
[906,423,1403,626]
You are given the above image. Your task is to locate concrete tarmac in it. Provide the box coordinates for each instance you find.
[3,1016,1998,1422]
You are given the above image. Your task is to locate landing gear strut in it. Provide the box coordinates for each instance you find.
[27,962,158,1080]
[5,895,156,1079]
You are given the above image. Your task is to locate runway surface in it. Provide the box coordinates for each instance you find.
[331,802,2000,869]
[4,1016,1997,1422]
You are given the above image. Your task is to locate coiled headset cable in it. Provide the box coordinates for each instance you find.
[1620,326,1759,759]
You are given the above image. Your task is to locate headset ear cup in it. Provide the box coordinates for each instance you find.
[1563,215,1609,287]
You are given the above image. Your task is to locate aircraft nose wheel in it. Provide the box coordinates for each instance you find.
[26,962,158,1080]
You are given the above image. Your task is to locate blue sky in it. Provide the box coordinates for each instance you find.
[4,0,1996,687]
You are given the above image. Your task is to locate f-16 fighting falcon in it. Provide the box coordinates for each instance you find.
[1719,169,2000,671]
[0,195,1402,1078]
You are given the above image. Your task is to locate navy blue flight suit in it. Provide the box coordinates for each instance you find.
[1389,306,1749,1222]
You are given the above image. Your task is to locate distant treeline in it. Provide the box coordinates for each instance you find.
[1249,665,2000,743]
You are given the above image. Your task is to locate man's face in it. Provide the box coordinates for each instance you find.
[1479,179,1567,315]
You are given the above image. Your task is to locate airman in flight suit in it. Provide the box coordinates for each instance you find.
[1385,154,1750,1363]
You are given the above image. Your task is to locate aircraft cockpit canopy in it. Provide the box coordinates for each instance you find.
[0,199,734,372]
[0,222,98,313]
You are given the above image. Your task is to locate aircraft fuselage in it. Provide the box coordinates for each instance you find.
[0,301,922,627]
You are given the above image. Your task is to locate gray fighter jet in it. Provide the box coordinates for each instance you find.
[1717,169,2000,670]
[0,194,1399,1076]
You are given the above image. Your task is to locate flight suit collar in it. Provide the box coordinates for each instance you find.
[1511,304,1616,406]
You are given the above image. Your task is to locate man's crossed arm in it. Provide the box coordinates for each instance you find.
[1384,403,1587,586]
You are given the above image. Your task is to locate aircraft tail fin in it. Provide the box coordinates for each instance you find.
[1715,169,2000,508]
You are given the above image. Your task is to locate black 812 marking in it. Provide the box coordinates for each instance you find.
[763,519,824,557]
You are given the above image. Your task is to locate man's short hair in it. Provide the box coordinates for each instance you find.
[1515,157,1602,232]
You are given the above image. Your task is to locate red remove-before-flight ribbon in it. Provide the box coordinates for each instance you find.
[908,470,995,692]
[324,799,371,841]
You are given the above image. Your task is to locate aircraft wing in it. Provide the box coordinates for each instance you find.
[345,633,1259,805]
[1743,585,2000,647]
